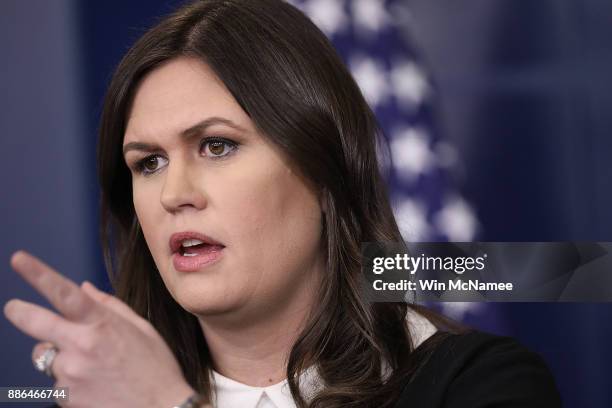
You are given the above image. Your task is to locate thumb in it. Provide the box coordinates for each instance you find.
[81,281,153,334]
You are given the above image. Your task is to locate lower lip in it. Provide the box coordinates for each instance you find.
[172,246,224,272]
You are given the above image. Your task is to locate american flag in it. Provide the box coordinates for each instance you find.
[289,0,478,243]
[289,0,505,326]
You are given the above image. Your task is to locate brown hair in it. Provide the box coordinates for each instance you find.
[97,1,463,406]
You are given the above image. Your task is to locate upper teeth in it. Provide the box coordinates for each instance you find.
[181,238,205,247]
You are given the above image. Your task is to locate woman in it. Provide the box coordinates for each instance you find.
[4,0,561,407]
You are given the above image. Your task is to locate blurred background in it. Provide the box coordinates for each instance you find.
[1,0,611,406]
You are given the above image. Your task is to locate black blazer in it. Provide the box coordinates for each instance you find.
[393,330,562,408]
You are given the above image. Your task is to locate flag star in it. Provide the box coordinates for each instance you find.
[440,302,483,320]
[350,56,390,109]
[434,197,478,241]
[391,60,430,109]
[393,198,431,241]
[303,0,348,37]
[351,0,391,34]
[390,127,435,183]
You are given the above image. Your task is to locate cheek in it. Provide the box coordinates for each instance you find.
[221,166,322,272]
[132,184,164,257]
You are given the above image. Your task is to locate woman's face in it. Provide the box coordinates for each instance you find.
[123,57,325,322]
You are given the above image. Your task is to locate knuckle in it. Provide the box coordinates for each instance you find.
[69,293,91,313]
[75,333,99,354]
[59,284,72,301]
[75,317,118,355]
[54,355,82,382]
[62,361,82,381]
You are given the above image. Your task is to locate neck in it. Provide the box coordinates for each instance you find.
[200,311,306,386]
[197,260,323,387]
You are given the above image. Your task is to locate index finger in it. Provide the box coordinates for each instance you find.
[10,250,102,323]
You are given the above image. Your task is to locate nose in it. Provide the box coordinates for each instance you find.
[160,160,207,213]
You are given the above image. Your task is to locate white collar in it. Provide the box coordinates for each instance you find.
[211,364,322,408]
[210,309,436,408]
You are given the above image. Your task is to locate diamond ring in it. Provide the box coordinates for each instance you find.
[34,345,59,378]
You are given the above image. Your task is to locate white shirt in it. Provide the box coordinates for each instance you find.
[210,309,437,408]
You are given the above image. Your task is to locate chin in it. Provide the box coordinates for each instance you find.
[174,288,240,317]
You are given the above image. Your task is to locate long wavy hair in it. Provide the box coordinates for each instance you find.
[97,0,462,406]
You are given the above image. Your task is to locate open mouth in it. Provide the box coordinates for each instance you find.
[169,232,226,272]
[179,242,224,257]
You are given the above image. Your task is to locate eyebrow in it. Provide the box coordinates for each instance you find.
[122,117,246,157]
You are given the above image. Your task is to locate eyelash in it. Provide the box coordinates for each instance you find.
[133,137,239,176]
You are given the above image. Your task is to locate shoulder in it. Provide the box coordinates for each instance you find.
[393,330,562,408]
